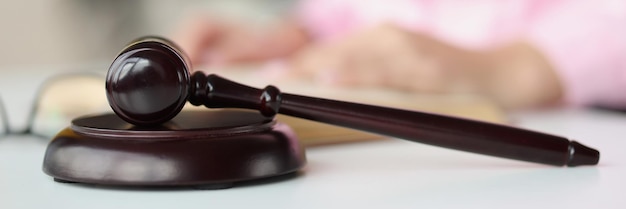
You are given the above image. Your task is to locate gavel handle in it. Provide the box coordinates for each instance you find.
[193,73,599,167]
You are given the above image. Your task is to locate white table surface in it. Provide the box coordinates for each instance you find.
[1,70,625,209]
[1,109,624,209]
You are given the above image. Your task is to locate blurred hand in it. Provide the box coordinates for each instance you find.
[289,23,490,93]
[288,23,561,108]
[173,18,561,109]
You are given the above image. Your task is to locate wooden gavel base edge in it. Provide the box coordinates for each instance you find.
[42,110,307,189]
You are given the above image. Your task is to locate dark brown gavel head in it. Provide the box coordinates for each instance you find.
[106,37,192,126]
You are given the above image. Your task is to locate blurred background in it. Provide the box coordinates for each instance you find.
[0,0,508,141]
[0,0,295,70]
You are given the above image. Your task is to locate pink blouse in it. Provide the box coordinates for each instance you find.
[296,0,626,108]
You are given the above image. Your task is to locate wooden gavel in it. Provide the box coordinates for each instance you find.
[105,36,599,167]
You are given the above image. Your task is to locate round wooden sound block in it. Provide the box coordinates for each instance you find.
[42,109,306,189]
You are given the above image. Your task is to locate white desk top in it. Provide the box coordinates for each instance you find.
[1,68,625,208]
[1,108,625,209]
